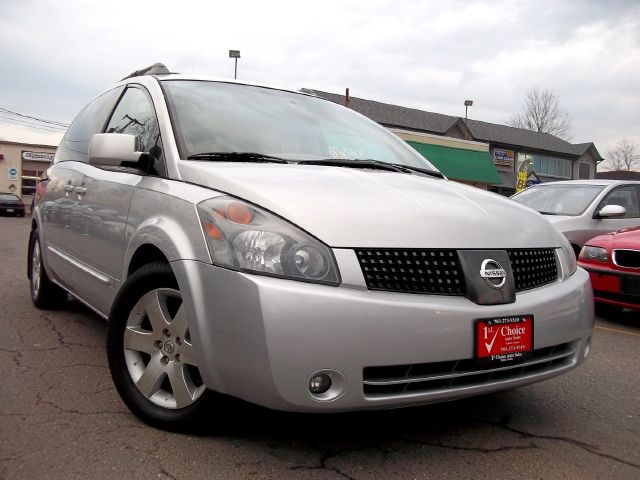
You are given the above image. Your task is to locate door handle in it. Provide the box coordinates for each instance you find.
[75,186,87,195]
[63,185,74,192]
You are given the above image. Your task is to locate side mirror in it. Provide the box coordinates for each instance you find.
[88,133,143,167]
[597,204,627,218]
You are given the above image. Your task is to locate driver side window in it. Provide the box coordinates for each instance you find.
[105,86,166,176]
[599,186,640,218]
[106,87,158,152]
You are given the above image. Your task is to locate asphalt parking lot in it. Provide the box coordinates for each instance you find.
[0,215,638,480]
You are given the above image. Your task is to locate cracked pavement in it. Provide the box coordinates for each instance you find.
[1,216,638,479]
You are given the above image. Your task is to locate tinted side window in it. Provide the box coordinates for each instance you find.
[106,87,158,153]
[56,87,123,163]
[599,185,640,218]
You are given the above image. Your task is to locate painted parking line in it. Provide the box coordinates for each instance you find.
[595,325,640,337]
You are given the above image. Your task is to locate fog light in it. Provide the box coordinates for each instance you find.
[309,373,332,394]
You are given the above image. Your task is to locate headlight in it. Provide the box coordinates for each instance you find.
[197,196,340,285]
[557,235,577,279]
[579,245,608,262]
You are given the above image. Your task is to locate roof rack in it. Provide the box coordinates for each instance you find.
[121,63,172,81]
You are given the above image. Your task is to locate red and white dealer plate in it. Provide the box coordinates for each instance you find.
[475,315,534,363]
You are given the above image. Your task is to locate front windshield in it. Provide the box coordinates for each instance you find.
[162,80,438,171]
[512,184,606,216]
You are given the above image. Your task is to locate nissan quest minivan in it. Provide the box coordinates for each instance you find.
[28,64,594,430]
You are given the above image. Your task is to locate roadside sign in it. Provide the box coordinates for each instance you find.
[8,167,19,181]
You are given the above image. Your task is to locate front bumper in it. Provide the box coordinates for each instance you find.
[581,265,640,311]
[172,259,594,412]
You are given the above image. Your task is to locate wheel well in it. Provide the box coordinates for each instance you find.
[127,244,169,277]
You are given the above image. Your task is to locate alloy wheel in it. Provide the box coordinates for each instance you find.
[31,239,42,298]
[123,288,206,409]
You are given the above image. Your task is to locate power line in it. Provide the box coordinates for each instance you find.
[0,117,67,133]
[0,113,67,132]
[0,107,70,128]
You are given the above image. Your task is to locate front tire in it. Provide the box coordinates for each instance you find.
[29,230,68,309]
[107,263,211,431]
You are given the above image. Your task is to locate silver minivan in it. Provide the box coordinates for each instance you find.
[29,65,594,430]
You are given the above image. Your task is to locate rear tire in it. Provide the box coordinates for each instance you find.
[107,262,212,431]
[29,230,68,309]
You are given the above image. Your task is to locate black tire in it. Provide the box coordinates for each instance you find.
[29,229,68,309]
[107,262,212,431]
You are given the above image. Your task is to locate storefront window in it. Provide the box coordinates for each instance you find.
[579,162,591,179]
[21,168,46,196]
[524,153,572,178]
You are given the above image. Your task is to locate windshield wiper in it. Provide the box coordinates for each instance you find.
[186,152,290,163]
[297,158,444,178]
[537,211,562,215]
[387,163,444,178]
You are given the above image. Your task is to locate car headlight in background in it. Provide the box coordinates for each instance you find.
[579,245,608,263]
[197,196,340,285]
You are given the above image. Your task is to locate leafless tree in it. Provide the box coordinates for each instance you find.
[507,88,572,140]
[605,139,640,171]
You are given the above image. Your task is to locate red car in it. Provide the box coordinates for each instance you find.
[578,227,640,311]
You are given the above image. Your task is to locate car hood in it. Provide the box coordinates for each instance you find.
[178,162,562,249]
[586,227,640,250]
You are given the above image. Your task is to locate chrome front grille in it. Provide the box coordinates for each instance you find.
[354,248,559,295]
[507,249,558,291]
[363,341,576,397]
[354,249,466,295]
[613,249,640,269]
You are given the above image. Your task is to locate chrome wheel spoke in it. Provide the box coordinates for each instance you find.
[167,363,196,409]
[171,305,188,339]
[124,326,155,354]
[145,291,172,332]
[179,340,197,366]
[136,354,165,398]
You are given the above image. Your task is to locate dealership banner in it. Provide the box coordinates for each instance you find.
[22,151,55,162]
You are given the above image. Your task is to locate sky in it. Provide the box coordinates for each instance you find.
[1,0,639,163]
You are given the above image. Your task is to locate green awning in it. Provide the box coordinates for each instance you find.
[406,141,502,184]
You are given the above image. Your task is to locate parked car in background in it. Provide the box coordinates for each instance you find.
[512,180,640,256]
[0,192,25,217]
[28,64,594,431]
[578,227,640,312]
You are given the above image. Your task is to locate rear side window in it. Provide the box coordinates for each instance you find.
[56,87,123,163]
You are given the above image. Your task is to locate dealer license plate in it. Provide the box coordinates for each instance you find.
[475,315,534,363]
[620,276,640,296]
[6,209,14,213]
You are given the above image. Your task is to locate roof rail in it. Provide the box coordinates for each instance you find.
[121,63,172,81]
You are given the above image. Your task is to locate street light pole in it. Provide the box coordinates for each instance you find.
[229,50,241,79]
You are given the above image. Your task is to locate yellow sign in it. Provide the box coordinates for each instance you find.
[515,157,532,193]
[515,171,529,192]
